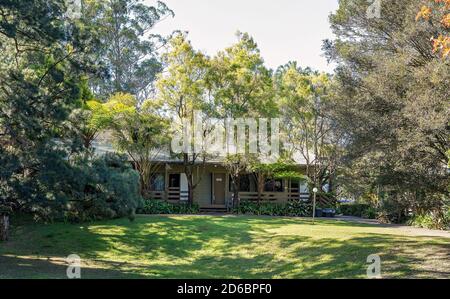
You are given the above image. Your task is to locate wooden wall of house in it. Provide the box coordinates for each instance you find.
[193,172,212,206]
[147,162,310,206]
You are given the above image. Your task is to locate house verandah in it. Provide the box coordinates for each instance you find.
[146,162,310,210]
[91,138,311,210]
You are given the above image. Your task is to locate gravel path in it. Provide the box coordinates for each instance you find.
[332,216,450,238]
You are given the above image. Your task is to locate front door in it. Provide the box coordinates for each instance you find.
[213,173,226,205]
[168,173,181,201]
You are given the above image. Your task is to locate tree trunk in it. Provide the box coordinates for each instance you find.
[183,154,195,207]
[232,178,240,208]
[0,214,9,242]
[308,182,315,202]
[188,186,194,207]
[257,174,264,203]
[256,175,266,215]
[186,173,194,206]
[83,136,92,149]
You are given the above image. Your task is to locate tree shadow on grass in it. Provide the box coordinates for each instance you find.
[93,216,256,260]
[1,215,449,278]
[268,233,450,279]
[0,216,257,278]
[136,233,449,279]
[0,254,149,279]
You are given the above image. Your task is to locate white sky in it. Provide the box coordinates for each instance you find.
[148,0,339,73]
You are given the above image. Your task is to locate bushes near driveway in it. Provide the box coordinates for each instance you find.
[408,209,450,231]
[340,203,449,230]
[339,204,377,219]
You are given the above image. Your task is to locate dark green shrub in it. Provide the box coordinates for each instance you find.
[361,206,377,219]
[340,204,376,219]
[408,214,435,229]
[61,153,142,222]
[233,201,312,217]
[138,200,199,215]
[376,197,409,223]
[5,152,142,223]
[408,209,449,230]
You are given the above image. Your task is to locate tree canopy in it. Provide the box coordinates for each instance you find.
[325,0,450,222]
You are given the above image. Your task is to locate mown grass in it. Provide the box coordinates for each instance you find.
[0,215,449,278]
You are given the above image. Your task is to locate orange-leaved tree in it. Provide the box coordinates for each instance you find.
[416,0,450,57]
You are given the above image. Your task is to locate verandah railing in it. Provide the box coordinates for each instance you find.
[238,192,310,202]
[148,187,182,202]
[146,190,344,207]
[148,190,312,202]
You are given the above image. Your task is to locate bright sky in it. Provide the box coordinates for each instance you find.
[148,0,339,73]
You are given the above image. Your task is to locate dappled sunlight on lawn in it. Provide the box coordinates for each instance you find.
[1,215,449,278]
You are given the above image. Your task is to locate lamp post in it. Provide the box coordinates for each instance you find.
[312,187,318,224]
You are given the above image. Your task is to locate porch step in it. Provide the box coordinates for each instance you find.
[199,207,228,214]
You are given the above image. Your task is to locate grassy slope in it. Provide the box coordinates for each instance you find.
[0,215,449,279]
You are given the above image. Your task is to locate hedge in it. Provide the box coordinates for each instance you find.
[137,200,200,215]
[233,201,312,217]
[339,203,377,219]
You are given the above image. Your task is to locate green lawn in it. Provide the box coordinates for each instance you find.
[0,215,449,279]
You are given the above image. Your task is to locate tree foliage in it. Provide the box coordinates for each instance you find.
[105,93,169,194]
[156,33,211,205]
[416,0,450,58]
[205,32,278,206]
[0,0,98,217]
[58,153,142,222]
[207,32,277,119]
[277,66,340,198]
[85,0,174,100]
[0,0,143,223]
[325,0,450,223]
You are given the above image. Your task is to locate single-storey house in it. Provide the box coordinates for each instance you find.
[146,162,310,211]
[93,138,310,211]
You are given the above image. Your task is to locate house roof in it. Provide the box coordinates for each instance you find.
[92,134,309,166]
